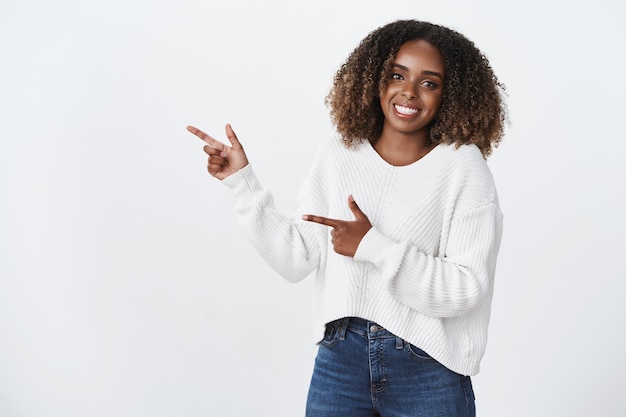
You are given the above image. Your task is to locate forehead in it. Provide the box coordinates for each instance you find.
[394,39,445,73]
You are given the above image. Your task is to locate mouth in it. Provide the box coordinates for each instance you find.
[394,104,420,116]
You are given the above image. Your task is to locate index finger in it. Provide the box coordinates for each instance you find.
[186,125,226,150]
[301,214,341,228]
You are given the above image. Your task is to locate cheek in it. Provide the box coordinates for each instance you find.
[427,94,443,113]
[379,87,393,102]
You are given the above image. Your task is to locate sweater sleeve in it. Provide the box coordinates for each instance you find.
[354,201,503,318]
[221,164,323,283]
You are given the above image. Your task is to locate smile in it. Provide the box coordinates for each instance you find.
[394,104,419,116]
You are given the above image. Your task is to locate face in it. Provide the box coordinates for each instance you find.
[379,39,445,140]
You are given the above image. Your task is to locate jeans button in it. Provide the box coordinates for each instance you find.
[370,325,379,332]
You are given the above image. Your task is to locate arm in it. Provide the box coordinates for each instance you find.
[187,124,322,282]
[355,202,503,318]
[304,195,503,318]
[223,165,321,282]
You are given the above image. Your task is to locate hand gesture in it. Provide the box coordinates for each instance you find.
[186,124,249,180]
[302,195,372,257]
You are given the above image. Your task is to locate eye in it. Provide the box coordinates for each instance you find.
[391,73,404,81]
[421,80,439,89]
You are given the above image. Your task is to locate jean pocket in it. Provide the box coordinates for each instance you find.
[405,342,436,362]
[319,322,340,348]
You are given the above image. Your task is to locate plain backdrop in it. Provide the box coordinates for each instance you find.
[1,0,625,416]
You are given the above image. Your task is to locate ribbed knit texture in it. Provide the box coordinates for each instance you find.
[222,137,503,376]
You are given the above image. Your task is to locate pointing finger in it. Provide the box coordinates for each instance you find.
[302,214,341,228]
[187,125,227,151]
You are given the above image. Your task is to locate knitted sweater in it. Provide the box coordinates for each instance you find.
[222,137,503,376]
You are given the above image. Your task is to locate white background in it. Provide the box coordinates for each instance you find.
[1,0,625,416]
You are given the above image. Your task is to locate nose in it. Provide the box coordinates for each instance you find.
[401,83,418,99]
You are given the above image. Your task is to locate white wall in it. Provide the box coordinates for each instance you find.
[1,0,625,416]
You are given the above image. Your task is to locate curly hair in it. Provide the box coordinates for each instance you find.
[326,20,507,158]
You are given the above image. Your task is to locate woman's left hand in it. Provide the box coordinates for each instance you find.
[302,195,372,257]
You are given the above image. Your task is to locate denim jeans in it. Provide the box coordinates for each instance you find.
[305,317,475,417]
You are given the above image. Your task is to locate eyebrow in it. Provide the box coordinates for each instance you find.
[391,63,443,80]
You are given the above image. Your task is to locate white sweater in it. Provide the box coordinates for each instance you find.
[222,137,503,376]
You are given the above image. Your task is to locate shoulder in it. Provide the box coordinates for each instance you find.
[325,136,370,153]
[312,136,369,166]
[306,136,354,180]
[438,143,499,208]
[440,143,486,164]
[438,143,493,178]
[313,135,348,157]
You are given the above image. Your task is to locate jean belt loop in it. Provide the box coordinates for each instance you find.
[338,317,349,341]
[396,336,404,350]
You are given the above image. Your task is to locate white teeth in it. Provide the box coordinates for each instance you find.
[395,104,418,115]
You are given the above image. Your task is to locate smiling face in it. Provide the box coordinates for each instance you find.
[379,39,445,142]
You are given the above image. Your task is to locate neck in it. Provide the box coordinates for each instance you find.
[373,129,435,166]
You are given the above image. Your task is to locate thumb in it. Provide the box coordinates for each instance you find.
[225,124,244,150]
[347,195,367,221]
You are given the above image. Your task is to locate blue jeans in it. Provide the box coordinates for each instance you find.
[306,317,475,417]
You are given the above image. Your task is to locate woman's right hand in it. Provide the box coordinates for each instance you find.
[186,124,249,180]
